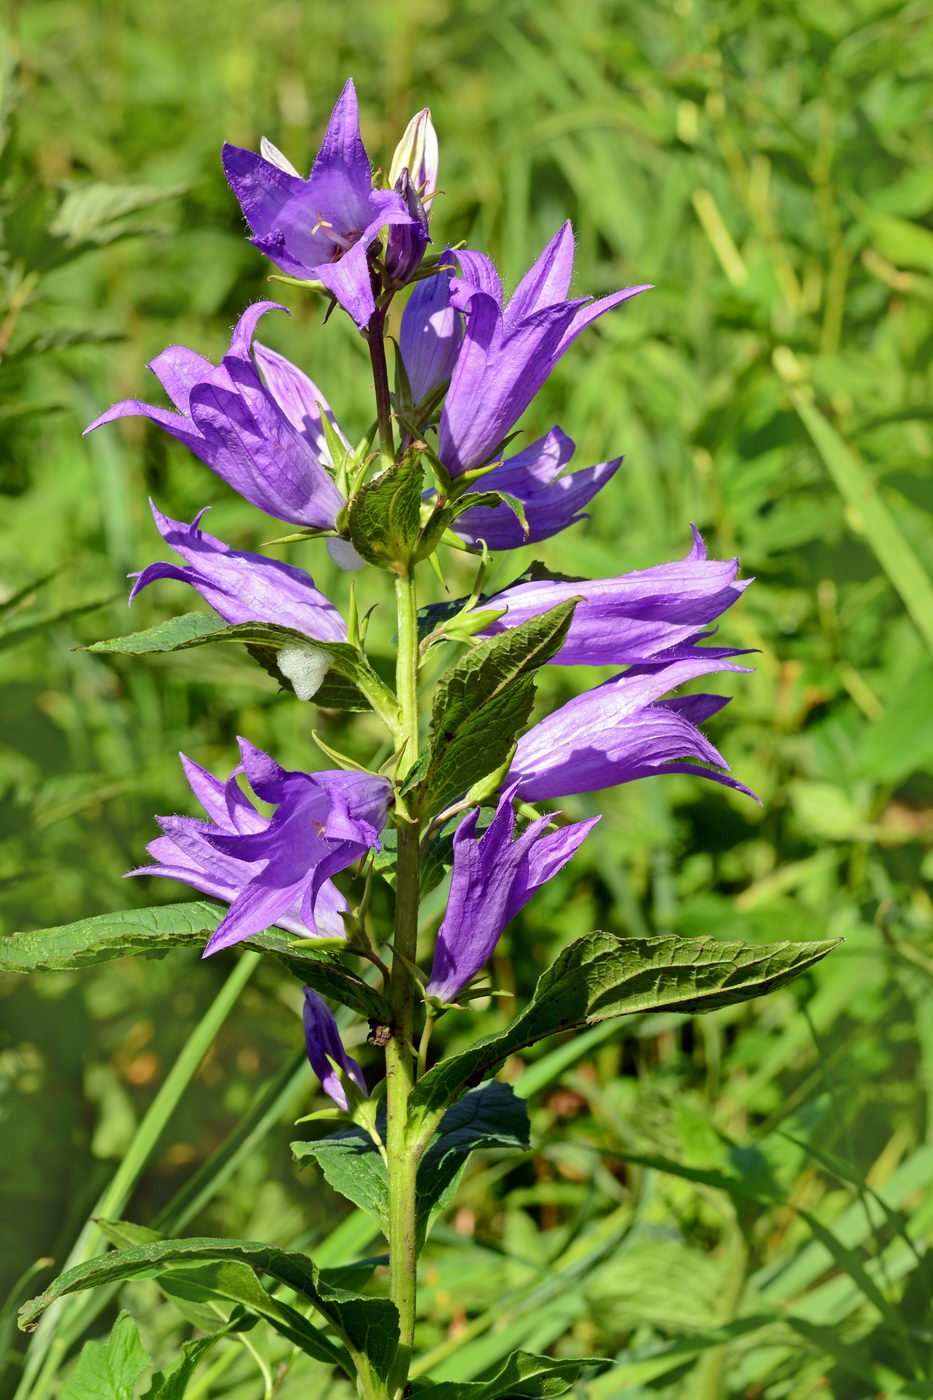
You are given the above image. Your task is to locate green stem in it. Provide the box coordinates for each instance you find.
[385,566,422,1398]
[14,951,259,1400]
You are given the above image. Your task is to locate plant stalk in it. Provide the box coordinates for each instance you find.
[385,566,422,1398]
[367,307,396,463]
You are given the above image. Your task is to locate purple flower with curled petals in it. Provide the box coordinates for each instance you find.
[399,253,463,406]
[130,499,347,640]
[426,789,598,1004]
[438,225,651,476]
[510,656,758,803]
[449,426,622,551]
[222,80,414,328]
[303,988,368,1111]
[131,740,392,956]
[85,303,344,530]
[479,527,750,665]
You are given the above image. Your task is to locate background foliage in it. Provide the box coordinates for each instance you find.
[1,0,931,1395]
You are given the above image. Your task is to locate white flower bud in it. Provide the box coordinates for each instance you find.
[327,537,367,572]
[277,644,332,700]
[389,109,438,211]
[260,136,301,178]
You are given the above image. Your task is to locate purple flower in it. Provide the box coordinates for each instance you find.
[437,225,652,476]
[131,740,392,956]
[130,500,347,640]
[85,303,345,530]
[426,789,598,1004]
[449,426,622,551]
[222,80,414,328]
[480,527,750,664]
[399,252,463,405]
[303,988,367,1111]
[509,656,758,803]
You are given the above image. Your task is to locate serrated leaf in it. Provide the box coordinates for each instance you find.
[347,451,424,568]
[59,1311,149,1400]
[413,1349,610,1398]
[416,1082,529,1238]
[18,1237,398,1384]
[292,1083,528,1246]
[0,901,390,1020]
[411,933,841,1119]
[417,601,577,817]
[292,1130,390,1232]
[85,614,398,728]
[141,1329,234,1400]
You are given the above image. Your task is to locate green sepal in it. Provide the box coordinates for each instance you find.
[413,600,577,819]
[411,932,842,1121]
[415,490,527,560]
[346,448,425,570]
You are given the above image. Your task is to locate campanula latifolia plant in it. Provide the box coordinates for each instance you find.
[15,80,839,1400]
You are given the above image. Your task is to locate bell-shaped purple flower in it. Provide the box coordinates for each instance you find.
[480,527,750,664]
[399,252,463,405]
[222,80,415,328]
[438,225,652,476]
[450,426,622,551]
[426,789,598,1004]
[85,303,345,530]
[131,740,392,956]
[510,656,758,803]
[303,988,367,1111]
[130,500,347,640]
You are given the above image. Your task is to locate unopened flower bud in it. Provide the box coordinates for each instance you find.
[277,644,332,700]
[385,169,430,286]
[389,108,438,211]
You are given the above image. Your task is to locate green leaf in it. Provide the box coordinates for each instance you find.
[417,600,577,817]
[416,1082,529,1240]
[347,450,424,569]
[291,1130,389,1233]
[85,614,398,729]
[412,933,841,1118]
[141,1317,248,1400]
[781,383,933,653]
[293,1083,529,1246]
[59,1311,149,1400]
[0,902,390,1020]
[245,642,372,713]
[412,1349,610,1398]
[18,1237,398,1383]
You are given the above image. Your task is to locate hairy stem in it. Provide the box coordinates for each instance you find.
[385,566,422,1397]
[367,306,396,462]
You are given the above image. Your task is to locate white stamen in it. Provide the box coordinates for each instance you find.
[277,644,332,701]
[327,537,367,572]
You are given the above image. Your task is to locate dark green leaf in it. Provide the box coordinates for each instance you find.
[418,600,577,817]
[0,902,390,1020]
[416,1082,530,1240]
[412,1349,610,1398]
[59,1311,149,1400]
[84,614,398,727]
[412,933,841,1118]
[18,1237,398,1382]
[347,451,424,569]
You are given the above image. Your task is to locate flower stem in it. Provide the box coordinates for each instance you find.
[385,565,422,1397]
[367,306,395,463]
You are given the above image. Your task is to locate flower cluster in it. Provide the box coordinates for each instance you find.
[90,82,754,1110]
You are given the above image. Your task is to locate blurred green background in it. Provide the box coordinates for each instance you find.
[2,0,932,1395]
